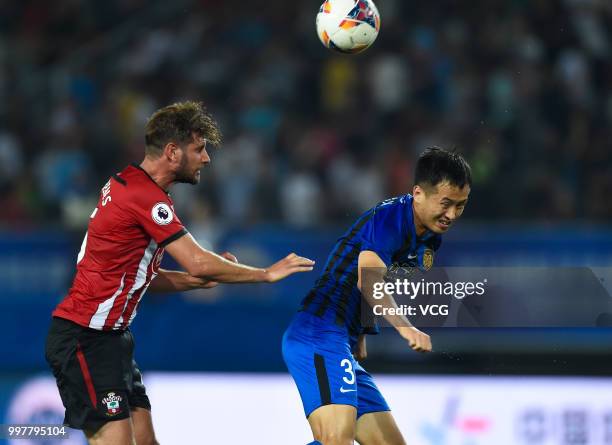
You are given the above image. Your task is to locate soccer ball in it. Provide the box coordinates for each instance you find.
[316,0,381,54]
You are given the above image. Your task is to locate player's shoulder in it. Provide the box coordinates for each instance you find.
[101,164,174,224]
[114,164,155,188]
[113,164,172,205]
[371,194,412,217]
[361,195,412,239]
[374,194,412,209]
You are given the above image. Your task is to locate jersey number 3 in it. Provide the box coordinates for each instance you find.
[340,358,355,385]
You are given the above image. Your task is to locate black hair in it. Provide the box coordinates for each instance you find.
[414,147,472,189]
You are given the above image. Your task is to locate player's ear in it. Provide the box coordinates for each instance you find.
[413,184,424,203]
[162,142,180,163]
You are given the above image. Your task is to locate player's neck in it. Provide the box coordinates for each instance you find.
[412,205,427,237]
[138,159,174,191]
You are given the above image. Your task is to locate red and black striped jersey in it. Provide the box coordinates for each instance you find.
[53,164,187,331]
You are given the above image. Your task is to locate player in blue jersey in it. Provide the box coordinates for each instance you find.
[283,148,471,445]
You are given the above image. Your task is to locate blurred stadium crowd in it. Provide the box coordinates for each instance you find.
[0,0,611,230]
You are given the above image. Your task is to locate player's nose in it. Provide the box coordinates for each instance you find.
[200,150,210,164]
[445,207,457,220]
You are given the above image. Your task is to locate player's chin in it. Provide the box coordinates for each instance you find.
[186,171,200,184]
[176,175,199,185]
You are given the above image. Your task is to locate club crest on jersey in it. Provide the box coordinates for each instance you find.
[102,392,123,416]
[152,202,173,225]
[422,249,434,271]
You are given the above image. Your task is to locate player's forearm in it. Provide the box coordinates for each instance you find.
[191,253,268,283]
[381,299,414,330]
[357,334,367,350]
[358,250,414,330]
[362,284,414,330]
[149,269,211,292]
[353,334,367,360]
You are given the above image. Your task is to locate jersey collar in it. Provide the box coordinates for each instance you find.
[130,163,170,195]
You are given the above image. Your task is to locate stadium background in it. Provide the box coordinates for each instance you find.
[1,0,611,443]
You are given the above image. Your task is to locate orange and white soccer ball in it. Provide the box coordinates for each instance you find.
[316,0,381,54]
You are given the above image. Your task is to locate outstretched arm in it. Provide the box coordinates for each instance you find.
[164,233,314,284]
[149,269,220,293]
[358,250,432,353]
[149,252,239,293]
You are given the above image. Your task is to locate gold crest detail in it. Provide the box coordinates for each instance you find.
[422,249,434,271]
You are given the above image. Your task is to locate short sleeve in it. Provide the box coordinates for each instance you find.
[361,324,380,336]
[360,202,405,266]
[128,197,188,247]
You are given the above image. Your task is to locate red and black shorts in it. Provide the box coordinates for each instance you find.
[45,317,151,433]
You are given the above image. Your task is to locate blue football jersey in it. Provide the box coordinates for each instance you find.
[298,194,442,339]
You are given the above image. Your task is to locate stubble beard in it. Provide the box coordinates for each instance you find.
[174,157,199,185]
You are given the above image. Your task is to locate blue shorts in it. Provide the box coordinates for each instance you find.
[282,311,390,418]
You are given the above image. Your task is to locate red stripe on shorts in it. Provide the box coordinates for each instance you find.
[76,343,97,407]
